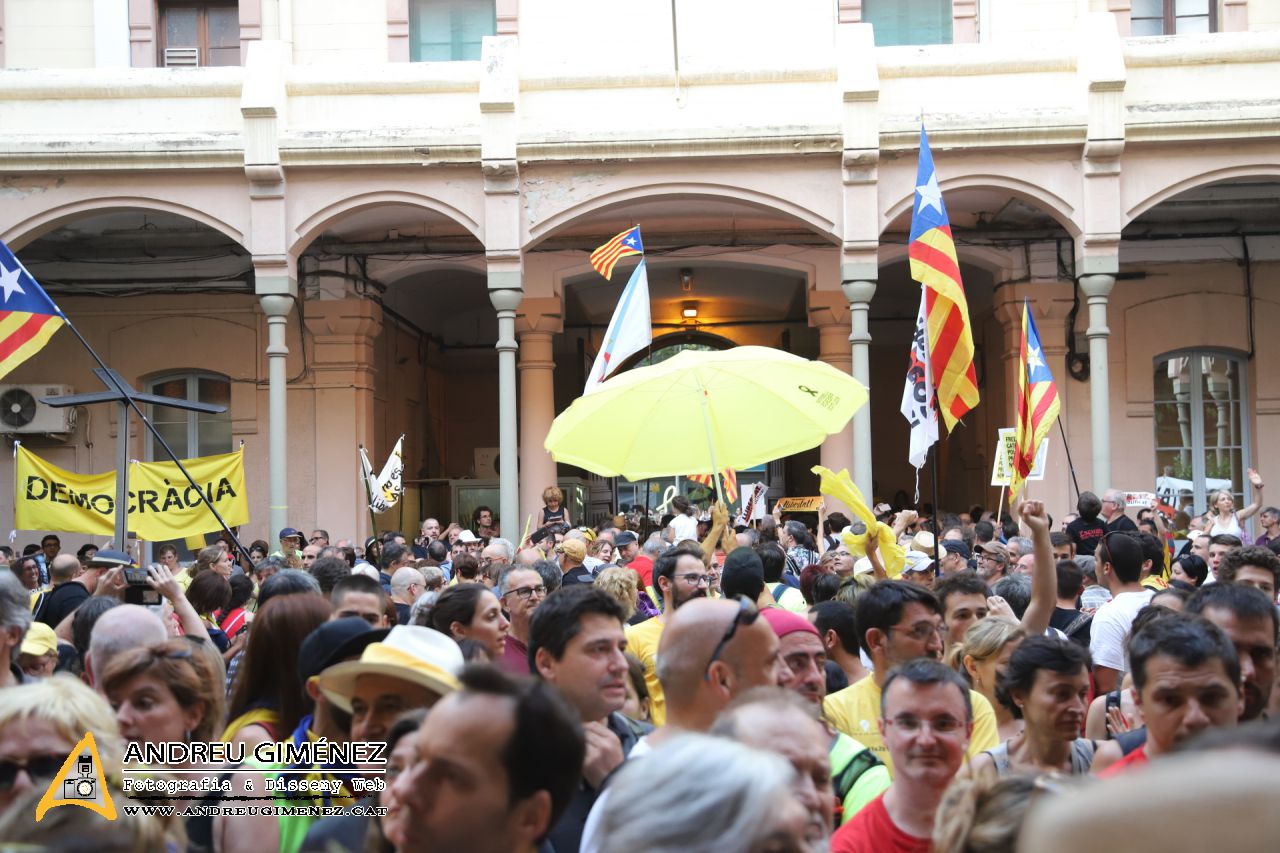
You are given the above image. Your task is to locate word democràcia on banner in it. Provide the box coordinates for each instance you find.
[15,445,248,539]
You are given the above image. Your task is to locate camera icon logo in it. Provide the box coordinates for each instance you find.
[61,755,97,800]
[36,732,116,822]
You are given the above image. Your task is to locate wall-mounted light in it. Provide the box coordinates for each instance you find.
[682,302,698,319]
[680,269,694,292]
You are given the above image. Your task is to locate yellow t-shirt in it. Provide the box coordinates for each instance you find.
[624,616,667,726]
[822,674,998,775]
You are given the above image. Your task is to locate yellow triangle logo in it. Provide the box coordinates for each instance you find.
[35,731,116,822]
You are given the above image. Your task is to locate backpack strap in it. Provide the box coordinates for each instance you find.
[832,747,883,803]
[771,583,788,600]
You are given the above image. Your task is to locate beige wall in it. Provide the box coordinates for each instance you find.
[291,0,389,65]
[4,0,95,68]
[1250,0,1280,28]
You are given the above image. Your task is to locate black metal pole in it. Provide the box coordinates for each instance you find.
[359,447,381,547]
[57,317,252,565]
[930,443,942,566]
[1056,418,1081,502]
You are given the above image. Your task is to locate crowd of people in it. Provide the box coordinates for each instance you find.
[0,476,1278,852]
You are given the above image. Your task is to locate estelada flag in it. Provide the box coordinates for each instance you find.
[1010,301,1060,500]
[589,226,643,280]
[908,126,979,432]
[688,469,739,504]
[0,238,65,381]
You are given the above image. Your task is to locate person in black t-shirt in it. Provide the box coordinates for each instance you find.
[1102,489,1139,534]
[1066,491,1108,557]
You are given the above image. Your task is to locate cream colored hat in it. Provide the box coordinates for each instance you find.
[318,625,465,712]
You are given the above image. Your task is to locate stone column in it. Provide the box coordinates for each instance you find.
[260,294,292,539]
[304,299,381,541]
[841,277,877,499]
[517,298,563,529]
[490,275,522,538]
[1081,273,1116,494]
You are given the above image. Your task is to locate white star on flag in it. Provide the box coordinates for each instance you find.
[0,263,25,303]
[916,170,944,215]
[1027,345,1045,370]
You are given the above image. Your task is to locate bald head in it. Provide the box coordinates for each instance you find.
[390,567,425,603]
[657,598,786,729]
[514,548,542,566]
[86,604,168,689]
[49,554,81,583]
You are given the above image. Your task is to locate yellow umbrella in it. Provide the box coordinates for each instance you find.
[544,346,868,495]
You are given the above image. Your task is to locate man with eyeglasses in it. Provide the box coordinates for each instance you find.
[823,580,998,774]
[309,529,330,548]
[1088,532,1153,692]
[830,659,974,853]
[624,544,713,726]
[495,565,547,675]
[1102,489,1139,534]
[390,567,426,625]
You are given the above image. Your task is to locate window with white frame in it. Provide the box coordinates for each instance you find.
[1152,350,1250,517]
[862,0,953,46]
[146,372,232,461]
[409,0,496,61]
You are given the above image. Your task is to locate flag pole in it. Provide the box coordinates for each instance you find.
[55,318,250,565]
[1056,418,1081,503]
[929,444,942,566]
[358,446,380,546]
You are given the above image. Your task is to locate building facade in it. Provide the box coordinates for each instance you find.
[1,0,1278,549]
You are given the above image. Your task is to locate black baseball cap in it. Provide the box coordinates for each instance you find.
[298,618,390,682]
[614,531,639,547]
[941,541,972,559]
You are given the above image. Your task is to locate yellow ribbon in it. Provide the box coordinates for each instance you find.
[811,465,906,578]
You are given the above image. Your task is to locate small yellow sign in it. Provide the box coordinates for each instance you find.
[776,496,824,512]
[36,731,116,822]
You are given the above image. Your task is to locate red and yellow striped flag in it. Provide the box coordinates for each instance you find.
[1010,300,1060,500]
[907,127,979,432]
[688,469,738,504]
[589,226,644,280]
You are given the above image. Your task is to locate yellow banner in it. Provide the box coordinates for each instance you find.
[776,496,824,512]
[15,446,248,540]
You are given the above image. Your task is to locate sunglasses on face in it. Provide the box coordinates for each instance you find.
[705,596,759,680]
[0,755,65,789]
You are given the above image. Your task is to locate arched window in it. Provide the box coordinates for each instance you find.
[1153,350,1251,516]
[145,372,232,461]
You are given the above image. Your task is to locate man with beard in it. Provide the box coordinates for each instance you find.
[760,609,889,825]
[823,580,998,772]
[1187,583,1276,722]
[831,660,975,852]
[624,543,708,725]
[530,586,650,853]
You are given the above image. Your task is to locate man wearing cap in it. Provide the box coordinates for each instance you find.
[269,617,390,853]
[318,624,465,747]
[975,541,1010,584]
[274,527,305,560]
[530,586,651,853]
[762,608,890,824]
[557,539,593,587]
[938,540,971,575]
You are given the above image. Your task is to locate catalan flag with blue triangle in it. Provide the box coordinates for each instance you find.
[908,126,979,432]
[0,239,64,382]
[1010,300,1060,500]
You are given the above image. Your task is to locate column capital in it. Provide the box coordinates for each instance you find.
[841,278,876,305]
[516,296,564,337]
[1079,272,1116,299]
[259,294,292,318]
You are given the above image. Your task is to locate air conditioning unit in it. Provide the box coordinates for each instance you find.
[163,48,200,68]
[0,385,76,435]
[474,447,500,478]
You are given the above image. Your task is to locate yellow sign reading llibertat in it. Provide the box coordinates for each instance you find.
[15,446,248,539]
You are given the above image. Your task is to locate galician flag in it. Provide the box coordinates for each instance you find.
[584,258,652,394]
[900,288,939,470]
[360,435,404,513]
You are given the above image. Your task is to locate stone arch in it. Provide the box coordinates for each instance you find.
[881,175,1082,238]
[290,190,483,259]
[2,196,246,250]
[380,258,489,289]
[1124,165,1280,226]
[547,248,826,294]
[524,182,840,250]
[877,242,1021,280]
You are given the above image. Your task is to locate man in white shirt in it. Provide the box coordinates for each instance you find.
[1089,532,1154,692]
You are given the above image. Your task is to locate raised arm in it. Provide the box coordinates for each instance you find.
[1017,499,1056,637]
[817,502,829,557]
[1238,468,1264,522]
[865,524,889,582]
[701,501,730,569]
[147,563,210,644]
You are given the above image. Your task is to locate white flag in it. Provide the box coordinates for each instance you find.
[900,290,939,469]
[585,259,652,394]
[360,435,404,513]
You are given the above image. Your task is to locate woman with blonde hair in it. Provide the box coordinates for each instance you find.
[948,618,1027,742]
[0,675,124,813]
[588,537,616,566]
[595,566,639,622]
[1205,468,1264,538]
[932,773,1042,853]
[176,545,233,590]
